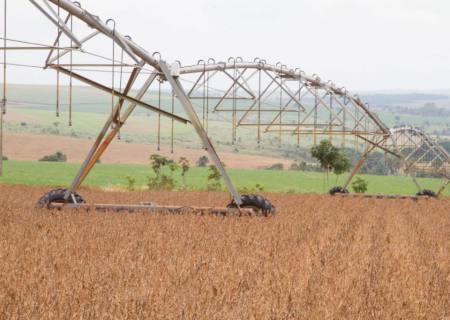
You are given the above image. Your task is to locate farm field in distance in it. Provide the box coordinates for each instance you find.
[0,185,449,318]
[0,159,448,196]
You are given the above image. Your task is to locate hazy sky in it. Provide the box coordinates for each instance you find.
[3,0,450,91]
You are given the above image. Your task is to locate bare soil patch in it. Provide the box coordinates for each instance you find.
[3,132,292,169]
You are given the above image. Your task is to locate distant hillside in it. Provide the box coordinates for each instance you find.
[3,84,450,156]
[361,93,449,106]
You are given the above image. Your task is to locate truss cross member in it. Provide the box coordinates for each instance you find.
[63,69,156,200]
[159,61,242,206]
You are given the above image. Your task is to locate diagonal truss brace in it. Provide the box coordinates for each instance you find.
[28,0,82,47]
[159,61,242,206]
[50,65,189,124]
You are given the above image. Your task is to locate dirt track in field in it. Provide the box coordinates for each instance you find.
[3,132,292,169]
[0,185,449,319]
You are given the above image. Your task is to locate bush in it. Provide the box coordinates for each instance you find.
[352,177,368,194]
[290,161,309,171]
[39,151,67,162]
[178,157,190,186]
[196,156,209,167]
[266,163,284,170]
[238,184,265,193]
[2,155,8,161]
[147,154,177,191]
[207,164,222,191]
[125,176,136,191]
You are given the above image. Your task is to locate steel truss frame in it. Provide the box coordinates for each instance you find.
[380,127,450,196]
[15,0,243,206]
[2,0,449,200]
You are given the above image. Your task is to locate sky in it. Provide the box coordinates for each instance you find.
[2,0,450,92]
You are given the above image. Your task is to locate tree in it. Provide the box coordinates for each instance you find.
[196,156,209,167]
[311,140,339,172]
[311,140,350,189]
[333,153,352,183]
[311,140,339,188]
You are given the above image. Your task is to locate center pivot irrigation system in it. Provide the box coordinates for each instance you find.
[0,0,449,215]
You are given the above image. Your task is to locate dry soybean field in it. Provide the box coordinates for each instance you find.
[0,184,449,319]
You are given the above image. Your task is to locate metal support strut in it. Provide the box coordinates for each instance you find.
[159,61,242,206]
[342,140,378,190]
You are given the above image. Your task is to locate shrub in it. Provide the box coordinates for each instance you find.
[178,157,190,186]
[39,151,67,162]
[125,176,136,191]
[289,162,300,171]
[147,154,177,191]
[207,164,222,191]
[352,177,368,194]
[289,161,308,171]
[2,155,8,161]
[196,156,209,167]
[266,163,284,170]
[333,154,351,175]
[238,184,265,193]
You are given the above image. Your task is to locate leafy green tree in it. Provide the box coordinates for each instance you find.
[311,140,339,172]
[311,140,339,188]
[311,140,351,189]
[333,153,352,183]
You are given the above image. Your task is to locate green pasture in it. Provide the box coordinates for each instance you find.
[0,160,448,196]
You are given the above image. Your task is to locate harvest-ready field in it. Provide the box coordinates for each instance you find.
[1,185,449,319]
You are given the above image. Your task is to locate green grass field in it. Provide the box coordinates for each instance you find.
[0,160,448,196]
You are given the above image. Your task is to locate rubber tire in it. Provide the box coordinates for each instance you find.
[329,186,349,196]
[227,194,276,216]
[36,188,86,209]
[416,189,437,197]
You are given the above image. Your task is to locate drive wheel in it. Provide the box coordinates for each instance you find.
[329,186,349,195]
[227,194,276,216]
[36,188,86,209]
[416,189,437,198]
